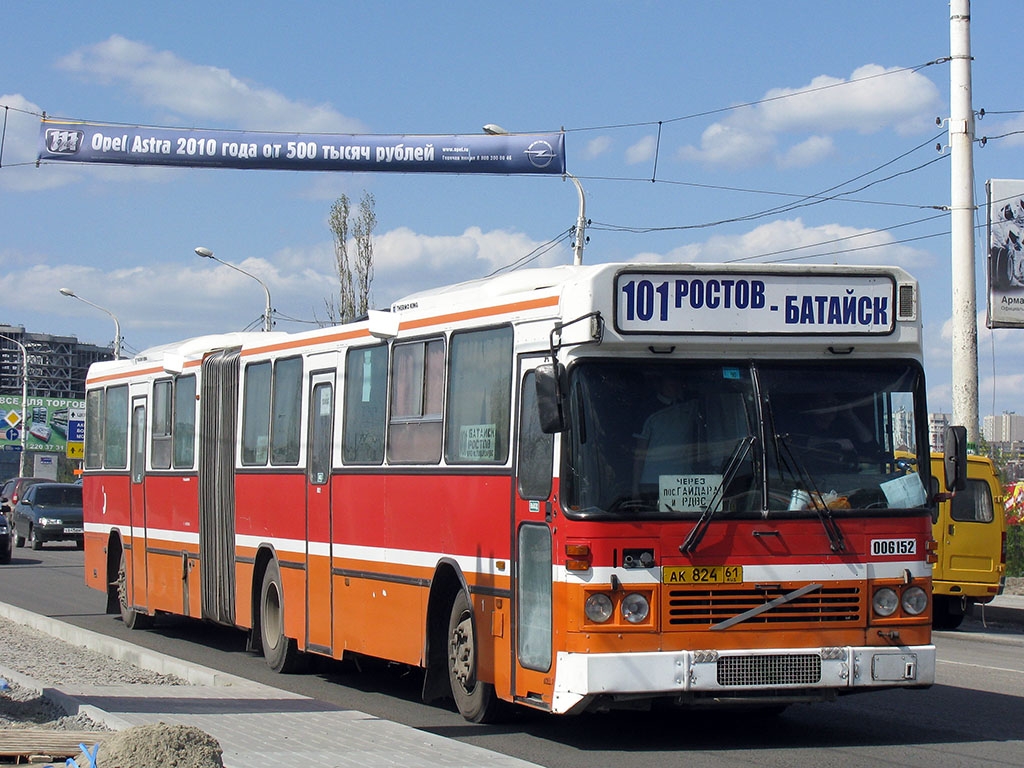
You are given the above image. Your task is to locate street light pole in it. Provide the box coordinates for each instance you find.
[482,123,587,264]
[58,288,122,359]
[0,334,30,476]
[194,247,273,332]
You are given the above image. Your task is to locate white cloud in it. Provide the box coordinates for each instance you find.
[56,35,365,134]
[6,225,571,352]
[0,94,84,191]
[678,120,776,168]
[778,135,834,169]
[648,217,934,267]
[582,136,612,159]
[678,64,941,168]
[759,65,939,135]
[625,135,658,165]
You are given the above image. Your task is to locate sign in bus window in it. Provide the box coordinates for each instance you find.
[458,424,496,461]
[659,474,723,513]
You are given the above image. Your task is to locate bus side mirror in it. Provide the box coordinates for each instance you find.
[535,363,567,434]
[943,425,968,493]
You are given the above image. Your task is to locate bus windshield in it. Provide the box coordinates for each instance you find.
[562,360,929,521]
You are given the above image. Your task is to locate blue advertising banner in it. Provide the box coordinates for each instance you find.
[37,120,565,175]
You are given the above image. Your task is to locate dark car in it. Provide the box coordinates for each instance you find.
[13,482,84,550]
[0,477,48,518]
[0,509,12,563]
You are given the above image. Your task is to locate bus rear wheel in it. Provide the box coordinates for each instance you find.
[117,549,152,630]
[447,590,499,723]
[259,558,305,673]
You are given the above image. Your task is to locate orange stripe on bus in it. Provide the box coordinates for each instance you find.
[399,295,559,331]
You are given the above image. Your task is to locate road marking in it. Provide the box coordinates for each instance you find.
[938,659,1024,676]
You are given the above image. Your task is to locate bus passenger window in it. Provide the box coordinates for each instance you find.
[242,361,271,465]
[344,344,387,464]
[388,338,444,463]
[104,385,129,469]
[85,389,104,469]
[270,357,302,465]
[445,326,512,464]
[152,379,172,470]
[173,375,197,469]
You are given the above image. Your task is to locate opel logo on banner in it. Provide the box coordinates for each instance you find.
[525,140,556,169]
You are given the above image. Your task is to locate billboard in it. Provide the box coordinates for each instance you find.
[986,179,1024,329]
[37,120,566,175]
[0,395,86,456]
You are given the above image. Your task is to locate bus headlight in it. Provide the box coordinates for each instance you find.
[585,593,614,623]
[901,586,928,616]
[621,593,650,624]
[873,587,899,617]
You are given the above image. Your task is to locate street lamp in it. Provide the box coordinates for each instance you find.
[194,247,273,332]
[483,123,587,265]
[0,334,30,476]
[58,288,122,359]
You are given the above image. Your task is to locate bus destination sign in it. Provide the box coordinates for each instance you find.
[615,271,896,335]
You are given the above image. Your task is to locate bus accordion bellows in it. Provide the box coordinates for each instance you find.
[82,261,946,721]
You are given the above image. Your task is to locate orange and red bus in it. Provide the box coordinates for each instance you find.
[83,261,943,720]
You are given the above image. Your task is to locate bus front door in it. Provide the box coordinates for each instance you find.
[511,361,556,708]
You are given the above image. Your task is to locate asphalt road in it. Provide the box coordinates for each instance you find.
[5,544,1024,768]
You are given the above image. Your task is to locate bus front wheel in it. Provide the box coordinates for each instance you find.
[259,558,305,673]
[447,590,499,723]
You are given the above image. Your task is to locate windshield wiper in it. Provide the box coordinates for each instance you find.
[679,434,755,554]
[774,434,846,553]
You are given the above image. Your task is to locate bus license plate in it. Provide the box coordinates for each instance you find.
[663,565,743,584]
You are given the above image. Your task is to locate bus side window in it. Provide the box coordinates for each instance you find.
[173,375,197,469]
[343,344,387,464]
[152,379,172,470]
[388,338,444,463]
[518,371,553,500]
[104,385,129,469]
[445,326,512,464]
[242,361,272,465]
[85,389,104,469]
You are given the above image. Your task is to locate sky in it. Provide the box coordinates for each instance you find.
[2,1,1024,423]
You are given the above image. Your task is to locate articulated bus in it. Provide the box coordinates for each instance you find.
[83,261,945,721]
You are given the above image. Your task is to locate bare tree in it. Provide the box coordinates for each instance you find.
[352,191,376,317]
[324,192,375,324]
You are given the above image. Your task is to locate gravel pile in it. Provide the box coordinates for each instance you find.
[0,615,225,767]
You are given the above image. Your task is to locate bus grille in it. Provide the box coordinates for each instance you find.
[717,653,822,686]
[666,585,862,627]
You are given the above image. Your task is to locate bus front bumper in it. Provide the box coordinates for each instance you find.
[551,644,936,715]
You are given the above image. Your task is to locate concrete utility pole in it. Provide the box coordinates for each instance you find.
[949,0,980,445]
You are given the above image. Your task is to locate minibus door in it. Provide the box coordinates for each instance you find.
[511,359,556,708]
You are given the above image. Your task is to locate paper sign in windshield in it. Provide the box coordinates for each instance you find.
[659,474,723,512]
[880,472,928,508]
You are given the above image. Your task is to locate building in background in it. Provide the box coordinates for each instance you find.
[0,325,110,480]
[929,412,952,452]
